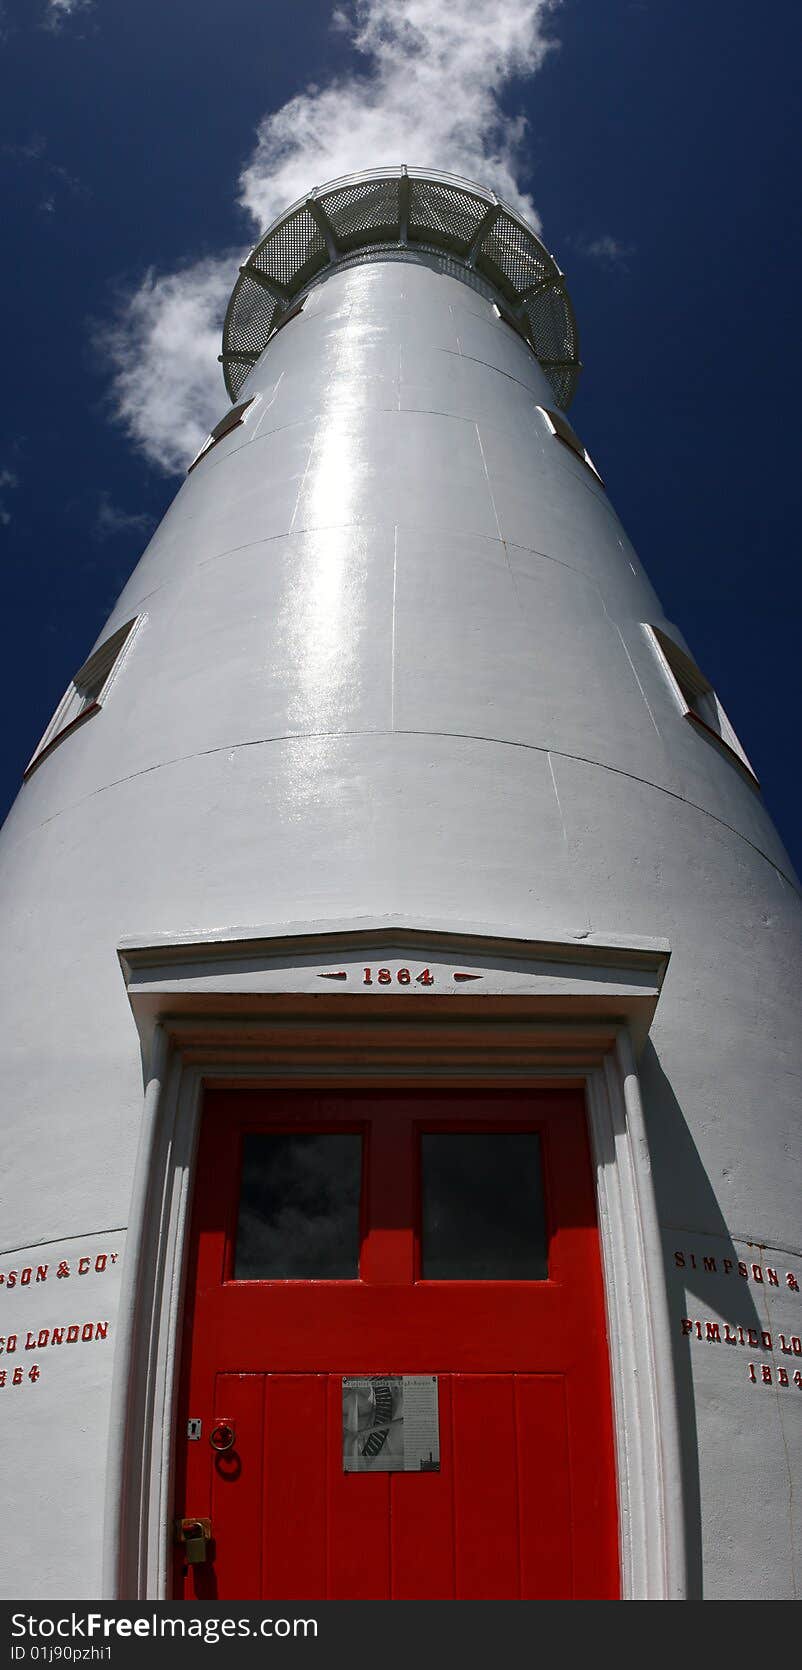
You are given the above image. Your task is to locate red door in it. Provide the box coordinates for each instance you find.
[174,1089,619,1599]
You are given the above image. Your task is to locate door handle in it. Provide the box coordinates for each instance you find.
[210,1418,236,1452]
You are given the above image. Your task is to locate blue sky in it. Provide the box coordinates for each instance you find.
[1,0,800,872]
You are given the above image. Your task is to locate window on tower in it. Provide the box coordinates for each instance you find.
[492,299,533,348]
[645,624,758,783]
[23,616,141,778]
[537,405,604,485]
[187,395,256,473]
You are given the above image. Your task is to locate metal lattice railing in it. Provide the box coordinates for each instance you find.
[220,166,580,406]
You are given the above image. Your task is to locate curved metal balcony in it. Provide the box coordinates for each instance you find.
[221,165,580,408]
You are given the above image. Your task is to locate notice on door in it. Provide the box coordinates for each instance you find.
[342,1375,440,1472]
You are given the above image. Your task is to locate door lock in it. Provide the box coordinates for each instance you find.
[175,1517,212,1565]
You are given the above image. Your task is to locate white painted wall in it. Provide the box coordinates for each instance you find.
[0,250,799,1598]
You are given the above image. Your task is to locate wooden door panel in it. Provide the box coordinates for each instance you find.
[209,1285,568,1370]
[515,1374,573,1599]
[390,1373,455,1599]
[452,1375,520,1598]
[174,1090,619,1600]
[326,1376,391,1600]
[194,1373,263,1601]
[263,1374,328,1600]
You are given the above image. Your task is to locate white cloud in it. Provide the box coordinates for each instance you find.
[105,1,560,475]
[3,136,47,161]
[100,256,239,476]
[0,467,19,527]
[44,0,95,29]
[3,134,87,209]
[576,234,634,268]
[94,493,154,541]
[240,0,558,230]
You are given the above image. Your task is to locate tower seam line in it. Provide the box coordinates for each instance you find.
[118,520,620,621]
[24,730,800,896]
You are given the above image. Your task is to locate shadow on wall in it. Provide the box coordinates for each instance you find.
[638,1040,768,1601]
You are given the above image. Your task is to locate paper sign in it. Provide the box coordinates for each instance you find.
[342,1375,440,1472]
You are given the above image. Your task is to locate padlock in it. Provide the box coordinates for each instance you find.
[175,1517,212,1565]
[184,1523,207,1565]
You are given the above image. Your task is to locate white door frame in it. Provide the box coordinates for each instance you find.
[102,919,685,1600]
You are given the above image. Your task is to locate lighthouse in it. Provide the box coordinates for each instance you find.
[0,166,799,1602]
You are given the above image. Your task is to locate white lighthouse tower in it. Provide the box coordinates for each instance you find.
[0,167,800,1602]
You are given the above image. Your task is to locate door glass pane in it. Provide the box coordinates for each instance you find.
[421,1132,547,1279]
[234,1133,362,1279]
